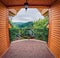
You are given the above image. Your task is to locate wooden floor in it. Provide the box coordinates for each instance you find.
[2,39,55,58]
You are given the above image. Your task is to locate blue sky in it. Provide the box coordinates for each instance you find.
[12,8,44,23]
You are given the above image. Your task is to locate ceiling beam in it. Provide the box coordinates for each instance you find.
[51,0,57,6]
[8,6,49,12]
[0,0,6,6]
[6,4,50,7]
[8,6,49,9]
[0,0,56,7]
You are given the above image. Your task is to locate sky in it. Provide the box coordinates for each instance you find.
[12,8,44,23]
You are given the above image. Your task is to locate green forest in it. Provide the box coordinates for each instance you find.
[9,17,48,42]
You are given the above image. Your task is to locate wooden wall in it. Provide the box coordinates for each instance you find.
[0,2,10,56]
[48,0,60,58]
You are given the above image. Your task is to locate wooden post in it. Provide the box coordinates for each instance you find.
[0,2,10,56]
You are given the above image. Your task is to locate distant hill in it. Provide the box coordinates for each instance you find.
[12,22,33,28]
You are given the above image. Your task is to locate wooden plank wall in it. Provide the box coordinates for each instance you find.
[0,2,10,56]
[48,0,60,58]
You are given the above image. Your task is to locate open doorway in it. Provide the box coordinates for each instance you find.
[9,8,49,42]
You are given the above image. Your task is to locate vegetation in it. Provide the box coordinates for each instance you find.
[9,17,48,42]
[9,28,19,41]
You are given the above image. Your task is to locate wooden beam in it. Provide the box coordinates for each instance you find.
[9,9,17,15]
[0,0,6,6]
[8,6,49,12]
[6,4,50,7]
[51,0,57,6]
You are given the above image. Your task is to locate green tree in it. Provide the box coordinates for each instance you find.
[33,17,48,42]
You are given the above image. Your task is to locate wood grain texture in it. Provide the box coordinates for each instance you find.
[0,2,10,56]
[48,0,60,58]
[0,0,55,6]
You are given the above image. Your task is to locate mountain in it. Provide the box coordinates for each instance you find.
[12,22,33,28]
[13,22,24,25]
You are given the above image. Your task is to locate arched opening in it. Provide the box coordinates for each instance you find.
[9,8,49,42]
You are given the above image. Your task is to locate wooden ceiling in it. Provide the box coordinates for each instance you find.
[0,0,56,7]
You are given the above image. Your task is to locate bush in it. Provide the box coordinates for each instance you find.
[9,28,19,41]
[32,17,48,42]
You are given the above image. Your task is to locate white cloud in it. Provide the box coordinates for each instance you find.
[12,8,44,22]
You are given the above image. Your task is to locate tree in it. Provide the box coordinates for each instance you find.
[33,17,48,42]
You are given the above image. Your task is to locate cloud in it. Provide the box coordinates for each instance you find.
[12,8,44,22]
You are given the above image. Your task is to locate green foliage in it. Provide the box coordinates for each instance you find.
[13,22,33,28]
[18,29,32,39]
[9,17,48,42]
[33,17,48,29]
[33,17,48,42]
[9,28,19,42]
